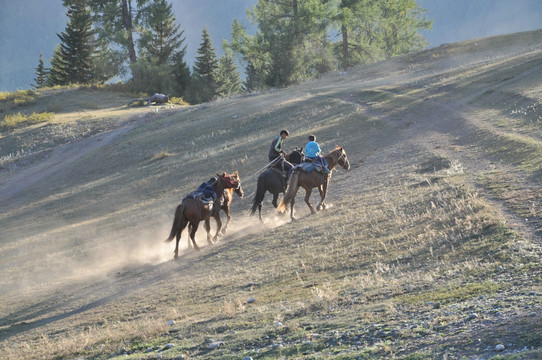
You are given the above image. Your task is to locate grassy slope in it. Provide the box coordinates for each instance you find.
[1,30,542,359]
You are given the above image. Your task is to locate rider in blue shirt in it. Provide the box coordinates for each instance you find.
[305,135,330,173]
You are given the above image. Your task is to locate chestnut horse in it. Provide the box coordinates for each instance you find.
[277,147,350,220]
[219,172,244,235]
[165,172,240,259]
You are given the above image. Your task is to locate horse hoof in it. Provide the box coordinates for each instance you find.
[174,254,179,259]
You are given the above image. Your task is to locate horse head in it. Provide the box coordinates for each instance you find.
[287,147,304,165]
[336,146,350,170]
[329,146,350,170]
[217,171,241,190]
[231,170,244,198]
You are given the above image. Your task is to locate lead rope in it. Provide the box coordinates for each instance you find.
[242,156,283,200]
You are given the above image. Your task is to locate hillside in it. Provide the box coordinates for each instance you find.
[1,30,542,360]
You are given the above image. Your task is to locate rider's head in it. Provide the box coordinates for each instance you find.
[308,135,316,142]
[280,129,289,139]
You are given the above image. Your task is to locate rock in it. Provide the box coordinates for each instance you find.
[247,297,256,303]
[495,344,505,351]
[167,320,176,326]
[208,341,224,349]
[242,357,253,360]
[164,343,174,349]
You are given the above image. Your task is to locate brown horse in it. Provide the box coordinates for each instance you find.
[277,147,350,220]
[219,172,244,235]
[165,172,240,259]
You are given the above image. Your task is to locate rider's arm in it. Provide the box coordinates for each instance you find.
[274,137,282,153]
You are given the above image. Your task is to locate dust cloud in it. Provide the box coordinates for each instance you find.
[0,211,288,301]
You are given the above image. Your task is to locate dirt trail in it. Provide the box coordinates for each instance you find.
[0,115,147,204]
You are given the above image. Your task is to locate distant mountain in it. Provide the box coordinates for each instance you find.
[0,0,541,92]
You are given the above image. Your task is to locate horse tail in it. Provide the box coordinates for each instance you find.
[165,203,185,242]
[277,171,299,213]
[250,174,266,216]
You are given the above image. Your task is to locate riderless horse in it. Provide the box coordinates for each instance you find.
[165,172,240,259]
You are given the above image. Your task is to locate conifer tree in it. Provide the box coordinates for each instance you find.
[190,27,219,103]
[33,53,48,89]
[48,45,68,86]
[138,0,185,65]
[216,49,242,98]
[55,1,97,85]
[171,48,191,98]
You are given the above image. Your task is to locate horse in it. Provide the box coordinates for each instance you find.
[250,148,304,221]
[277,146,350,220]
[219,172,244,235]
[165,172,240,259]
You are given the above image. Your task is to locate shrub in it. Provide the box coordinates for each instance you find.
[1,112,55,129]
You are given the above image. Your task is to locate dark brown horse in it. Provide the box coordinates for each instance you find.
[250,148,304,221]
[277,146,350,220]
[219,172,244,235]
[165,172,240,259]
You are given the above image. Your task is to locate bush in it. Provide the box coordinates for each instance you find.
[1,112,55,130]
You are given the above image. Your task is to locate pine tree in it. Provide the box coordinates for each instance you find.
[171,48,191,98]
[138,0,185,65]
[216,50,242,98]
[56,1,97,84]
[191,27,219,103]
[48,45,68,86]
[33,53,48,89]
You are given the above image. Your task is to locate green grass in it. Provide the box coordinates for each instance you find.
[1,111,55,129]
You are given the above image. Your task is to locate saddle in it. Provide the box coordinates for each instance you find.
[184,191,215,205]
[295,160,323,173]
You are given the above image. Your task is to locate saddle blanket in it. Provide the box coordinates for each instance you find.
[184,191,215,204]
[294,162,323,173]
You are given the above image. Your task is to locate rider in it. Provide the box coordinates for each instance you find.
[304,135,330,173]
[269,129,293,178]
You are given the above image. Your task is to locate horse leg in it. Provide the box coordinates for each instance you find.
[187,224,193,249]
[317,177,329,211]
[221,208,231,235]
[272,192,279,208]
[175,217,189,259]
[189,222,201,251]
[213,212,223,242]
[205,218,214,245]
[258,203,263,222]
[304,187,316,215]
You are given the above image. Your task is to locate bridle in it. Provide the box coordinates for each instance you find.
[335,149,348,167]
[219,174,241,190]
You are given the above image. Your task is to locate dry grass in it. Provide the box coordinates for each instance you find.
[1,30,542,360]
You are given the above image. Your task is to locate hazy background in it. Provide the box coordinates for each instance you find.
[0,0,541,92]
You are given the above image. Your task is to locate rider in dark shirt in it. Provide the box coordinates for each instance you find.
[268,129,293,178]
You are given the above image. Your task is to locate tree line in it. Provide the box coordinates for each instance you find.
[33,0,432,104]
